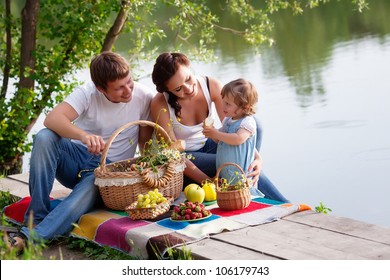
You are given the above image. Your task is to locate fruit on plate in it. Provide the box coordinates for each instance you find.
[171,201,211,221]
[185,184,205,203]
[201,180,217,201]
[135,188,168,208]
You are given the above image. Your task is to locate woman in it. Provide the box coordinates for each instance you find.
[150,52,288,202]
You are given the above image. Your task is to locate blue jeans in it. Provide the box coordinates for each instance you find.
[185,116,289,203]
[20,129,103,240]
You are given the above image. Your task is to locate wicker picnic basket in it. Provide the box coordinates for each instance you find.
[215,162,251,211]
[94,120,185,211]
[125,197,173,220]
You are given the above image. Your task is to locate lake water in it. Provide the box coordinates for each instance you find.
[22,1,390,228]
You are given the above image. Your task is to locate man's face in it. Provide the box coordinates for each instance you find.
[100,74,134,103]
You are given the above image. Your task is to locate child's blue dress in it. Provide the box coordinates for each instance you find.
[216,116,264,197]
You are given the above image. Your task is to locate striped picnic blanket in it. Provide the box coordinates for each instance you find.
[2,196,311,259]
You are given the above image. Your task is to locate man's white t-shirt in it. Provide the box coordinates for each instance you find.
[64,81,154,162]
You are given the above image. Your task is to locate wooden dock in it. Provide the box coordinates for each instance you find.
[1,174,390,260]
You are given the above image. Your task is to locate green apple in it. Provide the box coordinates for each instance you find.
[184,183,200,197]
[185,185,205,203]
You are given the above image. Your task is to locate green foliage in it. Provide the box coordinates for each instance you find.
[0,191,19,209]
[66,237,135,260]
[0,214,47,260]
[150,238,193,260]
[315,202,332,214]
[0,0,368,174]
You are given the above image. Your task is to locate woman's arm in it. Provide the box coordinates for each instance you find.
[207,77,225,122]
[183,158,211,184]
[138,124,154,155]
[151,92,211,184]
[150,93,177,141]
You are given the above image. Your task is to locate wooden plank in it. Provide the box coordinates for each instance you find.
[182,238,280,260]
[0,177,31,198]
[210,223,368,260]
[8,173,30,184]
[256,219,390,259]
[0,174,71,199]
[284,210,390,245]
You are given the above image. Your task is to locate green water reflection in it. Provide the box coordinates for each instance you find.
[117,1,390,106]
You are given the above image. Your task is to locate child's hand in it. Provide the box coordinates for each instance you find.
[202,126,218,139]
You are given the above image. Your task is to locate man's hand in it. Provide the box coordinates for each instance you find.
[81,134,105,155]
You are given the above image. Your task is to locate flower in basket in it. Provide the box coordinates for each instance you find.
[215,163,252,211]
[216,170,252,192]
[135,136,190,173]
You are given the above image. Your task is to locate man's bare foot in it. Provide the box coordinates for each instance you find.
[7,232,26,255]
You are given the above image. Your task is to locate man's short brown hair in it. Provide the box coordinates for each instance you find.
[90,51,130,90]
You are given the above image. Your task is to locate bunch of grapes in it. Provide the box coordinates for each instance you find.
[171,201,211,221]
[136,188,168,209]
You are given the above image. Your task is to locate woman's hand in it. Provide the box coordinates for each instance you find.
[169,139,186,152]
[247,155,263,185]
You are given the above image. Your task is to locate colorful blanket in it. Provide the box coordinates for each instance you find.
[2,196,311,259]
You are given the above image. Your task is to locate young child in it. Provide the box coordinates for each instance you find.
[202,78,264,196]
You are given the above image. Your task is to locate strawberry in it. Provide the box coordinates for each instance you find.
[185,201,194,209]
[171,212,178,220]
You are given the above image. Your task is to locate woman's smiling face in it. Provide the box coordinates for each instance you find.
[165,65,197,99]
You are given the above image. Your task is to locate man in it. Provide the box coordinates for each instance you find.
[8,51,154,253]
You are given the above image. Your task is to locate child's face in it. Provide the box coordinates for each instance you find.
[222,94,245,119]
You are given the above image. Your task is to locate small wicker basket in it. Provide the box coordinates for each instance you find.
[215,162,251,211]
[125,198,172,220]
[94,120,185,211]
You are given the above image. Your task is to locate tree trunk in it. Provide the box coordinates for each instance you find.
[4,0,40,174]
[19,0,39,93]
[1,0,12,99]
[101,0,131,52]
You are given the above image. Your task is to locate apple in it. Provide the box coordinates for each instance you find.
[184,183,200,197]
[201,180,217,201]
[186,185,205,203]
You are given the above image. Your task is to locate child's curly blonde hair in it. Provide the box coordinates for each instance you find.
[221,78,258,116]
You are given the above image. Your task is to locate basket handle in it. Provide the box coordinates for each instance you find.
[214,162,250,189]
[99,120,172,172]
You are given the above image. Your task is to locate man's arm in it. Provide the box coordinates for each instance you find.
[44,102,105,155]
